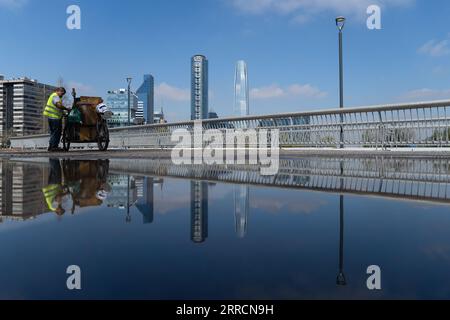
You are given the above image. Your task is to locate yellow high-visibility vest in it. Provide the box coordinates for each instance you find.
[43,93,63,120]
[42,184,62,212]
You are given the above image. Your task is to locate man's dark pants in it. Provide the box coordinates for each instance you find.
[48,118,62,150]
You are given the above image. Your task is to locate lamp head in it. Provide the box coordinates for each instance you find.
[336,16,346,31]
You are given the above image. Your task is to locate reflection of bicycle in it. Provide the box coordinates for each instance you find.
[62,89,110,152]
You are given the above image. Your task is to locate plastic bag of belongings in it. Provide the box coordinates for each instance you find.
[62,95,74,110]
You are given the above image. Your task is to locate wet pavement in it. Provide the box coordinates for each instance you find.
[0,155,450,299]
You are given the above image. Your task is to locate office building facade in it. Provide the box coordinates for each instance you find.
[136,74,154,124]
[191,55,208,120]
[105,89,138,128]
[0,76,56,138]
[136,101,145,125]
[234,60,249,117]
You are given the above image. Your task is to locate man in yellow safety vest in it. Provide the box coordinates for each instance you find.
[43,87,68,152]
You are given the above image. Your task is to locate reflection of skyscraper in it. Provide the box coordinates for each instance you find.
[0,160,48,221]
[135,177,154,224]
[0,160,13,221]
[135,178,144,198]
[234,60,249,117]
[191,181,208,243]
[105,175,137,209]
[191,55,209,120]
[234,183,249,238]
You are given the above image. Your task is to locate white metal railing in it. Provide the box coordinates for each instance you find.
[9,99,450,149]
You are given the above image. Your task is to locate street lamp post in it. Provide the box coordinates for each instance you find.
[334,18,348,287]
[126,77,132,127]
[336,16,346,149]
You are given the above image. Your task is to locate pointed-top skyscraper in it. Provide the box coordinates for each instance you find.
[234,60,249,117]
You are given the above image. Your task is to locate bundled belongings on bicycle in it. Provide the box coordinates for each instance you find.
[63,90,111,151]
[67,97,101,140]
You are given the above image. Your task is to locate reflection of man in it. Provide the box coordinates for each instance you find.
[42,159,68,216]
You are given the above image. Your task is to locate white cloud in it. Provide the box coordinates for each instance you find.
[0,0,28,9]
[155,83,190,102]
[287,84,328,98]
[419,39,450,57]
[250,83,327,99]
[432,65,449,75]
[250,84,284,99]
[229,0,413,22]
[399,88,450,101]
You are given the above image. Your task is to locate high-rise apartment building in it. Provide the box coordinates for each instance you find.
[0,76,56,138]
[191,55,208,120]
[136,74,154,124]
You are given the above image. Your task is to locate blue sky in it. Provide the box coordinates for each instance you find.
[0,0,449,121]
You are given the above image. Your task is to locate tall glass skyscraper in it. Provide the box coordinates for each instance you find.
[234,60,249,117]
[136,74,154,124]
[191,55,208,120]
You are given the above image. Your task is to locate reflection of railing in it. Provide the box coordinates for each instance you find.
[108,156,450,203]
[10,100,450,149]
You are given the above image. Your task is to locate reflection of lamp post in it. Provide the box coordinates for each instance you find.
[337,160,346,286]
[126,77,132,127]
[126,175,131,223]
[337,194,346,286]
[336,16,346,149]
